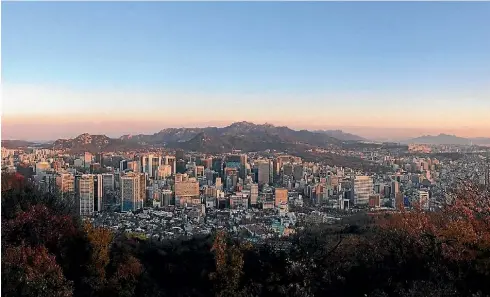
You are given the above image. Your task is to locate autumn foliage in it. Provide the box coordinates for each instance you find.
[1,173,142,297]
[2,172,490,297]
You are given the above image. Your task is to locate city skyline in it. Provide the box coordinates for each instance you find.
[2,2,490,140]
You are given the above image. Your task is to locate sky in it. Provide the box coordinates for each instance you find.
[2,2,490,141]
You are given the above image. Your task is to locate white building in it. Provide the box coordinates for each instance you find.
[352,176,373,206]
[76,174,95,216]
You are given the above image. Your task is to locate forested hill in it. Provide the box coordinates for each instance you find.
[2,172,490,297]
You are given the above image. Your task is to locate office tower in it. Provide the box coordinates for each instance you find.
[283,164,293,176]
[250,183,259,205]
[240,154,247,167]
[257,161,271,186]
[75,174,95,216]
[176,160,187,174]
[216,177,222,190]
[56,173,75,198]
[269,160,274,184]
[176,150,185,160]
[352,176,374,206]
[120,160,128,172]
[102,173,115,193]
[126,161,138,172]
[273,158,280,176]
[163,155,177,175]
[212,158,223,177]
[139,173,147,204]
[225,155,241,168]
[120,173,142,212]
[293,165,303,181]
[84,152,93,167]
[274,188,288,207]
[174,175,199,205]
[95,153,104,165]
[94,174,103,212]
[140,154,161,178]
[160,189,173,207]
[391,181,400,198]
[156,165,172,179]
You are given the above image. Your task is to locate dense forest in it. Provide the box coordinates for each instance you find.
[2,172,490,297]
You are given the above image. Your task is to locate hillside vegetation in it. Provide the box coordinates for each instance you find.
[2,173,490,297]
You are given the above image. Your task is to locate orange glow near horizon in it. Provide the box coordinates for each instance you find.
[2,84,489,140]
[2,113,489,140]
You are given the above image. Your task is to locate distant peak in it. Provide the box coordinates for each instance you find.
[229,121,256,127]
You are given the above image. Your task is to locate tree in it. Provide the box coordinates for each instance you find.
[2,245,73,297]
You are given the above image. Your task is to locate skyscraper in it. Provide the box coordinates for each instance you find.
[75,174,95,216]
[56,173,75,199]
[257,161,271,186]
[352,176,373,206]
[120,172,142,212]
[391,180,400,198]
[174,174,200,205]
[293,165,304,181]
[250,183,259,206]
[94,174,103,212]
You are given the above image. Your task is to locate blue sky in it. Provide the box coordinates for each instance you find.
[2,2,490,140]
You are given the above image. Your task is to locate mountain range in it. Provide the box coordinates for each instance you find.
[402,134,490,146]
[46,122,364,153]
[314,129,366,141]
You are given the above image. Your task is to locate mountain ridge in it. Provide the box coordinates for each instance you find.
[49,122,344,153]
[402,134,490,145]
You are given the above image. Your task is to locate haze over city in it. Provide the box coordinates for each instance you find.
[2,2,490,140]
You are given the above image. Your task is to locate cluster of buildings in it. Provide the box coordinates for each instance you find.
[2,143,489,239]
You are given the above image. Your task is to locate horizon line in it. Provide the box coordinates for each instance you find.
[2,120,489,142]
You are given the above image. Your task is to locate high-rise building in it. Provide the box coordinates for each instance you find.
[160,189,173,207]
[216,177,222,190]
[240,154,248,167]
[120,173,142,212]
[212,158,223,177]
[250,183,259,206]
[139,173,147,205]
[163,155,177,175]
[75,174,95,216]
[141,154,161,178]
[175,174,200,205]
[84,152,93,167]
[120,160,128,172]
[56,173,75,198]
[176,150,185,161]
[257,161,271,186]
[293,165,303,181]
[352,176,373,206]
[283,164,293,176]
[127,161,139,172]
[391,181,400,198]
[94,174,103,212]
[102,173,114,193]
[274,188,288,207]
[156,165,172,179]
